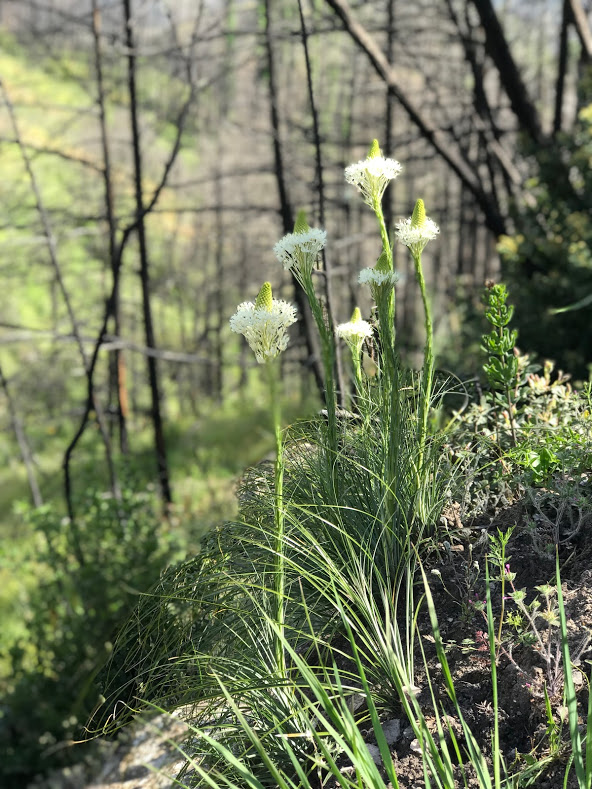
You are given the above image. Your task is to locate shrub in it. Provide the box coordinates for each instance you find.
[0,486,183,787]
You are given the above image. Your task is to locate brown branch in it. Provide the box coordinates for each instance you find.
[470,0,545,144]
[0,77,120,545]
[92,0,128,453]
[323,0,507,236]
[568,0,592,59]
[297,0,345,405]
[64,2,202,510]
[554,0,570,135]
[122,0,172,505]
[0,362,43,508]
[263,0,326,398]
[0,136,104,172]
[445,0,520,202]
[0,325,211,363]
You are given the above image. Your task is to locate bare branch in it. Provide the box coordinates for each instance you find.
[0,77,120,539]
[568,0,592,59]
[323,0,507,236]
[0,362,43,508]
[470,0,544,144]
[0,136,104,172]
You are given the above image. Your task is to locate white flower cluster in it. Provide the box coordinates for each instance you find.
[336,318,373,344]
[230,299,297,364]
[273,228,327,278]
[395,216,439,258]
[358,268,400,288]
[336,308,373,356]
[345,156,402,206]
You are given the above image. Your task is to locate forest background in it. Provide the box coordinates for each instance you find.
[0,0,591,785]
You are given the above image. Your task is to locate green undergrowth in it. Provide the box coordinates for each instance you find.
[0,389,315,785]
[83,144,592,789]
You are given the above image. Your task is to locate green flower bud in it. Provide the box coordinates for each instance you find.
[375,250,390,273]
[411,198,426,228]
[255,281,273,311]
[368,139,381,158]
[294,209,309,235]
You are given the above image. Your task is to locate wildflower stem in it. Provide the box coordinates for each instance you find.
[302,277,339,478]
[486,561,501,789]
[267,359,286,679]
[351,353,363,401]
[412,251,434,469]
[371,206,402,560]
[376,290,401,547]
[373,197,393,271]
[504,383,518,448]
[371,190,396,350]
[497,569,505,663]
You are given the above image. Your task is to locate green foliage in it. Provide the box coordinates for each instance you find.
[0,487,182,786]
[498,103,592,378]
[449,284,592,515]
[481,283,518,392]
[150,554,592,789]
[480,282,520,446]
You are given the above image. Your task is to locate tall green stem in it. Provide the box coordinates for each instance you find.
[302,277,339,486]
[372,203,402,565]
[373,197,393,270]
[267,360,286,678]
[375,289,399,540]
[347,346,363,409]
[413,251,434,470]
[486,561,501,789]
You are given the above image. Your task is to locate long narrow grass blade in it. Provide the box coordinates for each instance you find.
[143,710,270,789]
[556,552,587,787]
[485,560,501,789]
[332,583,400,789]
[586,664,592,787]
[419,561,493,788]
[212,674,300,789]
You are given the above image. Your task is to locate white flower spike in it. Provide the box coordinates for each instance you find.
[345,139,402,207]
[336,307,373,355]
[395,198,439,258]
[229,282,297,364]
[359,250,400,291]
[273,210,327,280]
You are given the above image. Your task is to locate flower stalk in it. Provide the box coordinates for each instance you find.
[347,141,407,560]
[229,281,296,677]
[274,212,339,474]
[336,307,373,400]
[396,199,439,469]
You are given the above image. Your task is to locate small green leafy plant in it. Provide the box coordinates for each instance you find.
[481,281,519,447]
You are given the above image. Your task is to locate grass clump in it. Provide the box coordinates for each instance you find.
[89,143,592,789]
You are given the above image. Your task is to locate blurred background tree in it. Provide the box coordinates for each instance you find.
[499,100,592,378]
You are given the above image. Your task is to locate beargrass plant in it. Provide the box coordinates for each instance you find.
[230,280,297,679]
[92,141,456,784]
[88,142,592,788]
[142,552,592,789]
